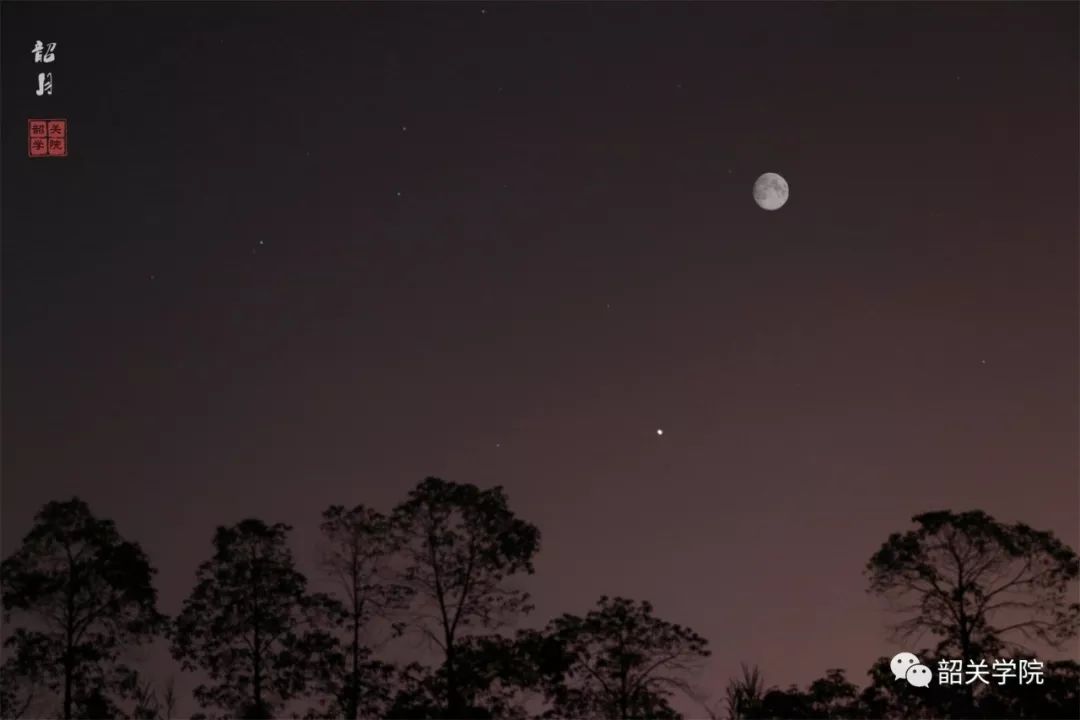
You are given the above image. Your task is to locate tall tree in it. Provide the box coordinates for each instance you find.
[866,510,1079,715]
[170,519,339,718]
[1,498,164,719]
[866,510,1080,658]
[318,504,411,719]
[537,596,711,719]
[392,477,541,717]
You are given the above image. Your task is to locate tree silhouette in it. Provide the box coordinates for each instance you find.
[391,477,540,718]
[867,510,1080,656]
[1,498,164,719]
[865,652,1079,720]
[318,504,412,719]
[757,656,1080,720]
[1,631,48,719]
[536,596,711,719]
[170,519,339,718]
[977,659,1080,719]
[803,669,859,718]
[724,663,766,719]
[856,655,948,719]
[729,667,878,719]
[10,492,1079,719]
[389,634,541,719]
[755,685,812,719]
[129,676,178,719]
[302,640,395,719]
[866,510,1080,715]
[684,662,766,719]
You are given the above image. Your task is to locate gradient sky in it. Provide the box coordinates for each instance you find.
[3,1,1078,712]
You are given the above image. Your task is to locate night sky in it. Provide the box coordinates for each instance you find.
[3,0,1078,709]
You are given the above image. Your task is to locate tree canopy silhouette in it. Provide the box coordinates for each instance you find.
[389,634,542,719]
[1,626,50,719]
[391,477,541,718]
[318,504,411,719]
[536,595,711,719]
[723,656,1080,720]
[722,663,766,720]
[866,510,1080,658]
[866,509,1079,715]
[746,669,861,719]
[7,493,1079,720]
[1,498,164,720]
[170,519,340,719]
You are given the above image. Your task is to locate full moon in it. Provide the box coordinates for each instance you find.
[753,172,789,211]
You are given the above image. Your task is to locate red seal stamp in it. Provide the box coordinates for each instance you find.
[29,118,67,157]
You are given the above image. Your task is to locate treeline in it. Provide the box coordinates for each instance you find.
[705,658,1078,720]
[2,477,1078,719]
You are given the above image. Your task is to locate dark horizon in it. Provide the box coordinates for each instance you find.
[2,1,1078,717]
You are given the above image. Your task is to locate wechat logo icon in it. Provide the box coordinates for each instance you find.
[891,651,932,688]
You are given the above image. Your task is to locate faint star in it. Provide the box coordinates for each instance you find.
[980,359,987,365]
[656,429,663,436]
[396,191,402,197]
[401,125,407,131]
